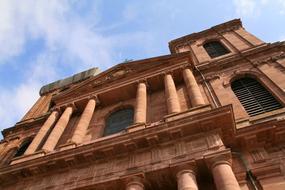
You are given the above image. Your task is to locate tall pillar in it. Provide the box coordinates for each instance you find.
[177,170,199,190]
[183,68,205,107]
[164,73,181,114]
[126,176,144,190]
[208,157,240,190]
[71,98,96,144]
[42,105,74,152]
[24,110,59,155]
[134,82,147,124]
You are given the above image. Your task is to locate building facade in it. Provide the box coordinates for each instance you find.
[1,19,285,190]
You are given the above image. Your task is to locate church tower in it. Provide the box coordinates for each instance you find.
[1,19,285,190]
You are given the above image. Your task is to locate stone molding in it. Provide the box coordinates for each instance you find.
[222,69,264,88]
[170,160,197,176]
[0,106,233,185]
[196,42,282,73]
[204,149,232,169]
[169,19,242,52]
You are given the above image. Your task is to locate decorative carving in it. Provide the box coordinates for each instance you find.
[92,67,133,88]
[175,40,196,51]
[150,147,161,164]
[204,149,232,169]
[218,24,241,34]
[250,149,267,163]
[175,141,186,157]
[128,154,136,169]
[197,36,223,47]
[223,69,263,87]
[205,74,220,82]
[206,133,223,150]
[252,52,285,67]
[171,160,197,176]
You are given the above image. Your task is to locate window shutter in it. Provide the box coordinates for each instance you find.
[203,41,229,58]
[231,77,282,116]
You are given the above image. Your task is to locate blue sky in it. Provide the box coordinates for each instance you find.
[0,0,284,139]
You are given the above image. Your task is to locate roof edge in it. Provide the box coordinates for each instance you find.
[168,18,242,53]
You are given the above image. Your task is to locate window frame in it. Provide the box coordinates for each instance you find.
[103,107,134,136]
[231,76,283,117]
[203,40,230,58]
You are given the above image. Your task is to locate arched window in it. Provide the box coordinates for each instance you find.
[14,139,32,157]
[231,77,283,116]
[203,41,229,58]
[103,108,134,136]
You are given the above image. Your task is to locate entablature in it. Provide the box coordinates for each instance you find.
[0,105,235,185]
[51,54,193,108]
[193,42,285,84]
[169,19,243,53]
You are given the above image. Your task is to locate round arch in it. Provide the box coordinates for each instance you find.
[103,105,134,136]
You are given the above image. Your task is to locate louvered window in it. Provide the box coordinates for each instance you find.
[203,41,230,58]
[103,108,134,136]
[231,77,282,116]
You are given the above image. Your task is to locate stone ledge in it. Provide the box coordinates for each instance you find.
[58,142,77,151]
[1,105,235,179]
[10,151,45,165]
[236,108,285,129]
[164,104,212,122]
[127,123,146,133]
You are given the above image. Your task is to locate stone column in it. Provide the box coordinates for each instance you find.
[164,73,181,114]
[134,82,147,124]
[183,68,205,107]
[177,170,198,190]
[42,105,74,152]
[126,176,144,190]
[24,110,59,155]
[210,160,240,190]
[71,98,96,144]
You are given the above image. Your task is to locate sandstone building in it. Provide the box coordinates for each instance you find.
[1,19,285,190]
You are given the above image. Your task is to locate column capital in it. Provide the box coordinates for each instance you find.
[204,149,232,170]
[89,94,100,104]
[51,107,61,114]
[136,78,147,84]
[66,102,76,110]
[162,70,174,76]
[171,160,197,177]
[179,64,193,71]
[136,79,149,89]
[55,103,76,113]
[121,173,145,188]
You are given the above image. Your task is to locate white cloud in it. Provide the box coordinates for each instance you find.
[233,0,257,17]
[278,0,285,14]
[0,52,60,131]
[0,0,158,138]
[280,35,285,41]
[0,0,113,136]
[0,0,113,68]
[233,0,285,17]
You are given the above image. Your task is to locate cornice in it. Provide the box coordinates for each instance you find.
[197,42,285,77]
[169,19,242,53]
[0,105,235,181]
[52,53,191,106]
[1,113,49,139]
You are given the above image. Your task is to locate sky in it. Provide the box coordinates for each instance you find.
[0,0,285,139]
